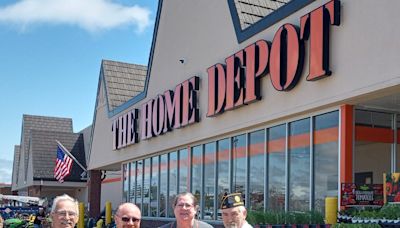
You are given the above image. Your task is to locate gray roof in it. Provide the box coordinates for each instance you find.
[30,129,86,181]
[20,115,73,183]
[102,60,147,111]
[12,145,20,189]
[233,0,291,30]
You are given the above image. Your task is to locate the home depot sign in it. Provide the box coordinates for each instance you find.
[112,0,340,150]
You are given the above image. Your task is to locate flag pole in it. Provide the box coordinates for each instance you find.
[56,140,87,172]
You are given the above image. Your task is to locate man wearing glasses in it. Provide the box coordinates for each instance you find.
[114,203,141,228]
[50,194,79,228]
[159,192,213,228]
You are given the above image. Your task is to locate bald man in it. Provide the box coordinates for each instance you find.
[114,203,141,228]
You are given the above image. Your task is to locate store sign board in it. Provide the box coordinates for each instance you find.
[207,0,340,116]
[112,109,139,150]
[140,76,200,140]
[341,183,384,207]
[112,77,199,149]
[112,0,341,149]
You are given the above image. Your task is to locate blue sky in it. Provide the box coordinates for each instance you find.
[0,0,157,184]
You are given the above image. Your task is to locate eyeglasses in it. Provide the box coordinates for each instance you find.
[121,217,141,223]
[176,203,194,209]
[56,210,77,218]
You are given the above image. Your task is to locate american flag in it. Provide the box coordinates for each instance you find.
[54,144,73,183]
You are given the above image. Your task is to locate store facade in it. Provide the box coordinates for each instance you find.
[89,0,400,223]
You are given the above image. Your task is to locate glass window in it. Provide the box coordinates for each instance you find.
[204,142,216,217]
[289,118,310,211]
[130,162,136,203]
[268,124,286,211]
[136,161,143,210]
[169,152,178,218]
[397,114,400,172]
[159,154,168,217]
[217,138,230,209]
[150,157,159,217]
[123,163,129,202]
[355,110,392,185]
[143,158,151,216]
[314,111,339,213]
[232,134,246,194]
[191,145,203,216]
[355,109,392,128]
[179,149,189,193]
[249,129,265,211]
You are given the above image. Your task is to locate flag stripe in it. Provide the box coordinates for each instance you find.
[54,144,73,183]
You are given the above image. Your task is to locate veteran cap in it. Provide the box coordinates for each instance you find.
[221,193,244,209]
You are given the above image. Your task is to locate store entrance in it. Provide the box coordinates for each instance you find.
[353,109,399,185]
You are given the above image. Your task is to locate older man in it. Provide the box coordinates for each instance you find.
[114,203,141,228]
[50,194,79,228]
[221,193,252,228]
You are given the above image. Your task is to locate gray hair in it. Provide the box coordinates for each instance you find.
[51,194,79,215]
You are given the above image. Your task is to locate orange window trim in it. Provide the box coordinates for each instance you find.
[355,125,394,143]
[102,177,121,184]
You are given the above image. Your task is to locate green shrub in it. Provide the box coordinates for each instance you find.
[379,204,400,219]
[338,203,400,220]
[247,210,324,225]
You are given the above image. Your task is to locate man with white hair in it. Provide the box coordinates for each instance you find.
[50,194,79,228]
[220,193,252,228]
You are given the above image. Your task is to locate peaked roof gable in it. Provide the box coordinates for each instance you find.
[102,60,147,112]
[30,130,86,181]
[20,115,73,184]
[228,0,314,42]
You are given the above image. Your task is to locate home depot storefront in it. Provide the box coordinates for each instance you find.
[88,0,400,222]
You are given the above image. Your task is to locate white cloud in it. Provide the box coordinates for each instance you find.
[0,158,13,184]
[0,0,151,33]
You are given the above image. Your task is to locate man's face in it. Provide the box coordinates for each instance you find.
[173,195,197,222]
[221,206,246,228]
[114,204,141,228]
[51,200,78,228]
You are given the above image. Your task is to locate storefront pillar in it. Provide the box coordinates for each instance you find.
[340,104,354,183]
[88,170,102,218]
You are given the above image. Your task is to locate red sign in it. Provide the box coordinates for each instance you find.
[112,0,343,149]
[207,0,340,117]
[341,183,384,207]
[141,76,199,140]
